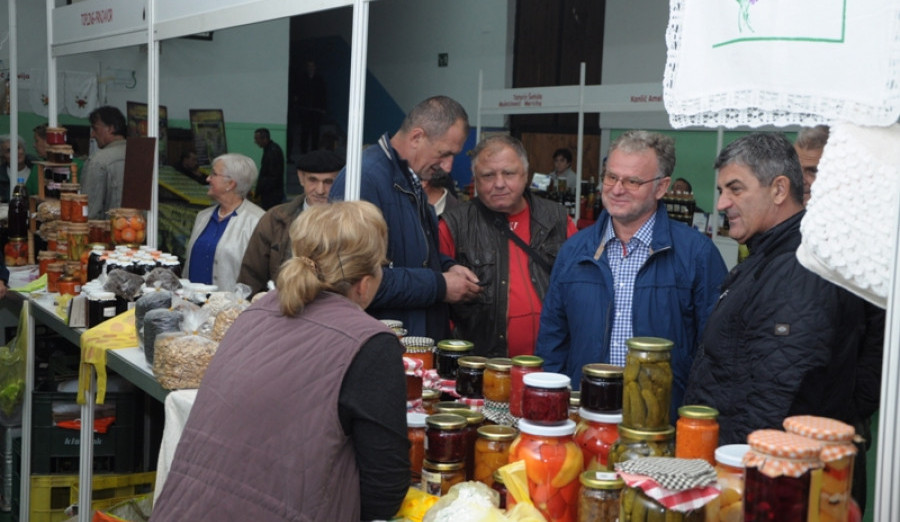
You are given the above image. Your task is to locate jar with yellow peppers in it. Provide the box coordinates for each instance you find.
[474,425,517,487]
[483,357,512,403]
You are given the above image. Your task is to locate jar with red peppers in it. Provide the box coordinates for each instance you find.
[407,412,427,483]
[509,355,543,418]
[456,356,487,399]
[522,372,571,424]
[424,413,468,463]
[573,408,622,471]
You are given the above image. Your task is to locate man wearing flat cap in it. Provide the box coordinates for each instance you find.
[238,150,344,295]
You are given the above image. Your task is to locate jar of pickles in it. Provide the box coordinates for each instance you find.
[578,471,623,522]
[109,208,147,245]
[4,237,28,267]
[407,412,427,483]
[743,429,823,522]
[580,363,624,414]
[510,419,583,522]
[47,261,65,293]
[456,356,487,398]
[621,482,709,522]
[522,372,571,424]
[510,355,543,418]
[422,388,441,414]
[574,408,622,471]
[424,413,468,463]
[675,405,719,465]
[483,357,512,403]
[714,444,749,522]
[401,336,434,370]
[88,219,112,246]
[783,415,857,522]
[622,337,673,430]
[607,424,675,468]
[474,425,517,486]
[66,223,90,262]
[435,339,474,379]
[422,460,465,497]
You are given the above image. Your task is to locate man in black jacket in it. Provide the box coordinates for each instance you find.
[253,128,285,210]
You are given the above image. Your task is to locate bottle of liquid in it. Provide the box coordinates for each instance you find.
[8,177,29,238]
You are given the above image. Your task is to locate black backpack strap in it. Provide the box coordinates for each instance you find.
[474,199,554,273]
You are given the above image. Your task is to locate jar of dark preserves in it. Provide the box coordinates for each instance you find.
[424,413,468,463]
[509,355,543,418]
[457,409,486,480]
[435,339,474,379]
[743,429,823,522]
[578,471,624,522]
[422,459,465,497]
[580,363,624,413]
[491,470,509,510]
[522,372,571,424]
[456,356,487,398]
[87,291,117,328]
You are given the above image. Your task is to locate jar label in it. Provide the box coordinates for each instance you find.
[421,469,443,496]
[103,306,116,317]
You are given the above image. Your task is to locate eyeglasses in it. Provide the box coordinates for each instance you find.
[601,172,664,191]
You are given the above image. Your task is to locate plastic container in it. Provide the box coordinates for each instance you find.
[474,425,517,486]
[407,412,428,483]
[522,372,571,424]
[456,356,487,398]
[578,471,623,522]
[714,444,749,522]
[573,408,622,471]
[401,336,434,370]
[483,357,512,403]
[743,429,823,522]
[607,424,675,468]
[622,337,673,430]
[4,237,28,268]
[510,355,543,417]
[580,363,624,413]
[435,339,474,379]
[675,405,720,465]
[422,459,465,497]
[424,413,468,463]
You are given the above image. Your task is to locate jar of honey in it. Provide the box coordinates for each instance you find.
[4,237,28,267]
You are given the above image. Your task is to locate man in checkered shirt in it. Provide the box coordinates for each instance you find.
[535,130,727,420]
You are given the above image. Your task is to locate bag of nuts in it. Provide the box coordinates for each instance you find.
[152,307,218,390]
[209,284,252,342]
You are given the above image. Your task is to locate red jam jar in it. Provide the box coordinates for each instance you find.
[424,413,468,463]
[743,429,823,522]
[456,356,487,398]
[580,363,624,414]
[510,355,543,418]
[46,126,67,145]
[573,408,622,471]
[522,372,571,424]
[407,412,428,483]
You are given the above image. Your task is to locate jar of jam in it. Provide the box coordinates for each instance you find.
[45,230,58,252]
[88,220,111,246]
[491,470,509,510]
[675,405,719,465]
[422,459,465,497]
[574,408,622,471]
[578,471,624,522]
[424,413,468,463]
[474,425,517,486]
[435,339,474,379]
[401,336,434,370]
[622,337,673,430]
[69,194,89,223]
[407,412,427,483]
[743,429,823,522]
[109,208,147,245]
[422,388,441,414]
[57,276,80,296]
[66,223,90,262]
[59,193,75,222]
[47,261,65,293]
[483,357,512,403]
[607,424,675,468]
[457,410,485,480]
[87,290,117,328]
[569,391,581,423]
[58,182,80,197]
[510,355,543,417]
[456,356,487,398]
[38,251,58,276]
[783,415,857,522]
[715,444,750,522]
[522,372,571,424]
[580,363,624,414]
[510,419,583,522]
[380,319,405,336]
[47,144,73,164]
[4,237,28,267]
[46,126,67,145]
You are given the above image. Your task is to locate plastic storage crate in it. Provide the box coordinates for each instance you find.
[1,427,20,512]
[15,472,154,522]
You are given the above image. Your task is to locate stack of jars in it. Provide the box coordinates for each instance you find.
[574,364,624,472]
[401,336,433,411]
[608,337,676,468]
[422,413,469,496]
[434,339,474,400]
[54,179,90,287]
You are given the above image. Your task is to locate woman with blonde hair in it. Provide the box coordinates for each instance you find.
[152,201,410,521]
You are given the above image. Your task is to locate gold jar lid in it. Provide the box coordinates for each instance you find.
[423,459,464,471]
[458,410,486,426]
[511,355,543,367]
[678,405,719,420]
[434,401,471,415]
[618,424,675,441]
[570,390,581,407]
[436,339,474,352]
[583,363,624,378]
[476,425,517,442]
[625,337,674,352]
[485,357,512,372]
[7,237,25,243]
[580,470,625,490]
[71,194,89,202]
[425,413,467,430]
[422,388,441,401]
[493,470,505,485]
[47,262,66,270]
[458,356,487,369]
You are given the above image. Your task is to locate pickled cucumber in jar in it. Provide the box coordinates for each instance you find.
[622,337,673,430]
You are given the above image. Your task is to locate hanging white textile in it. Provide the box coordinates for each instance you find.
[796,122,900,308]
[28,68,53,117]
[663,0,900,128]
[63,71,98,118]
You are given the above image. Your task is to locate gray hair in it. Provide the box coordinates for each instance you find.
[795,125,830,150]
[212,153,258,198]
[400,95,469,139]
[470,134,529,174]
[0,135,26,149]
[714,132,803,205]
[609,130,676,185]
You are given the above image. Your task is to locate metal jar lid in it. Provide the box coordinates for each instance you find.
[678,405,719,420]
[476,425,517,442]
[458,356,487,369]
[583,363,625,378]
[424,413,467,430]
[580,470,625,490]
[625,337,674,352]
[485,357,512,372]
[511,355,543,367]
[423,459,464,471]
[436,339,474,352]
[617,424,676,441]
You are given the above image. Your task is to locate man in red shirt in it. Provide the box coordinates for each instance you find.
[439,135,576,358]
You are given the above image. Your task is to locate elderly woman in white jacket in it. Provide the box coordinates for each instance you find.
[184,153,265,291]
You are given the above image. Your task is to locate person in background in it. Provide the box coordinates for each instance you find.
[239,149,345,295]
[329,95,482,339]
[794,124,829,206]
[175,150,205,184]
[184,153,265,291]
[672,177,692,194]
[550,147,577,192]
[536,130,727,420]
[440,135,576,358]
[151,201,409,521]
[29,124,49,195]
[421,169,459,216]
[82,106,127,219]
[1,135,36,202]
[253,128,285,210]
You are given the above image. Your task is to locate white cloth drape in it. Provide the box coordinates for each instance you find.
[63,70,98,118]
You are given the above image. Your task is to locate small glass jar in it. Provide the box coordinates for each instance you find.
[46,126,67,145]
[569,391,581,423]
[87,290,117,328]
[47,261,65,293]
[715,444,750,522]
[483,357,512,403]
[401,336,435,370]
[59,193,75,222]
[380,319,405,335]
[45,230,58,252]
[435,339,474,379]
[47,144,74,163]
[69,194,89,223]
[578,471,624,522]
[58,182,80,196]
[675,405,720,465]
[621,484,707,521]
[491,470,509,510]
[406,373,423,402]
[407,412,428,483]
[580,363,624,414]
[622,337,673,430]
[434,401,471,416]
[38,251,58,276]
[64,260,84,284]
[456,356,487,398]
[424,413,468,463]
[57,276,80,296]
[474,425,517,486]
[109,208,147,245]
[422,459,465,497]
[574,408,622,471]
[510,355,543,417]
[88,220,112,246]
[458,410,486,480]
[607,424,675,468]
[422,388,441,415]
[4,237,28,267]
[66,223,90,262]
[743,429,823,522]
[522,372,571,424]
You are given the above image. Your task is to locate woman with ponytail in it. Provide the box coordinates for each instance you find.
[153,201,410,521]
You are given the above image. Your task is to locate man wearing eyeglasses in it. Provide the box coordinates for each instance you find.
[536,130,727,420]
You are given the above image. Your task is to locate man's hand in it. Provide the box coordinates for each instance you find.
[442,265,482,303]
[0,281,8,300]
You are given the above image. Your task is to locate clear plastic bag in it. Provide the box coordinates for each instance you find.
[103,268,145,301]
[152,307,218,390]
[135,286,173,348]
[145,267,182,292]
[209,284,251,342]
[142,308,182,366]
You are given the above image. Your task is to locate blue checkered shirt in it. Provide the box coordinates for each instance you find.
[602,213,656,366]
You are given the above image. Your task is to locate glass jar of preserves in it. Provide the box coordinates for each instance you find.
[401,336,434,370]
[510,355,543,418]
[404,356,424,402]
[58,182,79,196]
[109,208,147,245]
[434,401,471,416]
[483,357,512,403]
[422,459,465,497]
[46,126,67,145]
[380,319,405,336]
[580,363,624,414]
[57,276,80,296]
[456,356,487,398]
[509,419,583,522]
[783,415,857,522]
[675,405,720,465]
[64,260,84,284]
[69,194,89,223]
[407,412,427,483]
[87,290,117,328]
[47,261,65,293]
[474,425,517,486]
[45,230,58,252]
[66,223,90,262]
[714,444,749,522]
[578,471,623,522]
[622,337,673,430]
[458,410,486,480]
[743,429,823,522]
[59,193,75,222]
[607,424,675,468]
[621,484,708,522]
[574,408,622,471]
[435,339,474,379]
[491,470,509,510]
[425,413,468,463]
[569,391,581,423]
[522,372,571,424]
[422,388,441,414]
[4,237,28,267]
[38,251,58,276]
[88,219,112,245]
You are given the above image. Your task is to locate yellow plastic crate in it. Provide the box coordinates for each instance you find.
[27,471,155,522]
